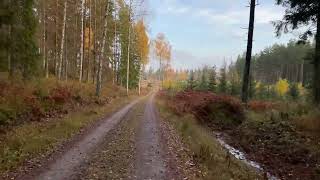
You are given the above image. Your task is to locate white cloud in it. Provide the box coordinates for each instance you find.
[159,0,284,26]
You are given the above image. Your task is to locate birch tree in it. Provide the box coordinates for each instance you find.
[79,0,85,82]
[58,0,67,80]
[154,33,171,88]
[96,0,110,96]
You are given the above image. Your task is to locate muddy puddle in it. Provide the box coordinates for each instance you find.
[215,133,278,180]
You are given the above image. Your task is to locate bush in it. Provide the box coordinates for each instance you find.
[168,90,244,130]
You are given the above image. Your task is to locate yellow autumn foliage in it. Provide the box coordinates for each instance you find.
[275,79,289,96]
[135,20,150,66]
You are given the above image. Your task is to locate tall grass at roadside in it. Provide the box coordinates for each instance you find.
[156,99,262,180]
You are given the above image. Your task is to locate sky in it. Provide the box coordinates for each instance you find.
[147,0,299,69]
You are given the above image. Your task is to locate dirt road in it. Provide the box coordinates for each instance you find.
[134,93,166,179]
[18,93,194,180]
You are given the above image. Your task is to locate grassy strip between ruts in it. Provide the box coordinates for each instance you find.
[156,98,263,180]
[0,95,137,175]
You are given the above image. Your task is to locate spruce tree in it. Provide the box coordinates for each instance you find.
[208,66,217,92]
[218,66,227,93]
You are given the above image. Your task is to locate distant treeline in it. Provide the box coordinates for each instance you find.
[233,41,314,87]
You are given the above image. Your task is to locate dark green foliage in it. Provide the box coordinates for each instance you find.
[235,41,313,85]
[0,0,39,78]
[208,66,217,93]
[218,66,227,93]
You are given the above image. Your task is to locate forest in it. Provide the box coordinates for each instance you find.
[0,0,320,180]
[0,0,150,94]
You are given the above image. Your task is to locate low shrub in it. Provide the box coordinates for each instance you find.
[167,90,244,130]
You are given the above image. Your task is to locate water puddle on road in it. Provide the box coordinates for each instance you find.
[215,133,278,180]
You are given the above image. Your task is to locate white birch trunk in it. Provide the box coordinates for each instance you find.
[58,1,67,80]
[79,0,85,82]
[65,18,68,81]
[96,1,110,96]
[55,0,59,77]
[87,0,92,82]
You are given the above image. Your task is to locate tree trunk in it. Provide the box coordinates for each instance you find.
[79,0,85,82]
[159,56,162,89]
[87,0,92,83]
[43,5,49,78]
[241,0,256,103]
[92,0,97,83]
[65,16,68,81]
[138,67,141,95]
[58,1,67,80]
[300,63,304,84]
[314,9,320,104]
[126,0,132,96]
[8,24,12,77]
[96,1,110,97]
[42,3,46,73]
[55,0,59,77]
[114,0,117,85]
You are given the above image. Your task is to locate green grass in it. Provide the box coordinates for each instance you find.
[156,99,263,180]
[0,96,135,175]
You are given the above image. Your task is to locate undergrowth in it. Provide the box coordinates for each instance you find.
[156,98,262,180]
[0,77,128,128]
[161,90,320,179]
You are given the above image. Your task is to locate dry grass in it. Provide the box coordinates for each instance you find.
[0,95,136,175]
[0,76,141,175]
[156,99,262,180]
